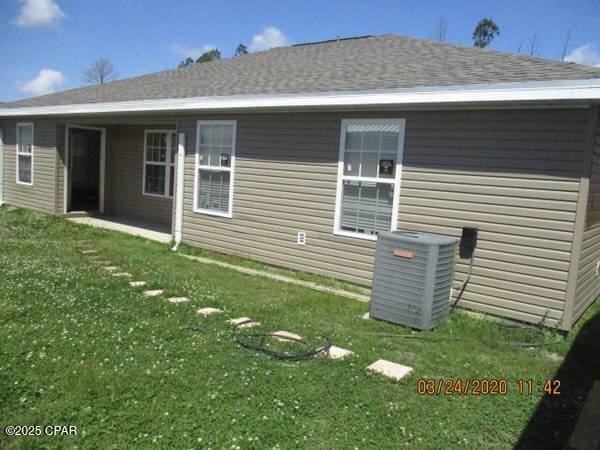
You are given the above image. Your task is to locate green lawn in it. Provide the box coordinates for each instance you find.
[0,208,598,449]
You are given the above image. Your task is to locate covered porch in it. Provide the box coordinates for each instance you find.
[57,118,177,237]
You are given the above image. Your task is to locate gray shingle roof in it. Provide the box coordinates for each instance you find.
[6,34,600,108]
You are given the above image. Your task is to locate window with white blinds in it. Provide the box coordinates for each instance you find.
[194,121,236,217]
[16,123,34,185]
[334,119,406,239]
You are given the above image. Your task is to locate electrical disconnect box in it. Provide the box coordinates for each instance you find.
[370,230,459,330]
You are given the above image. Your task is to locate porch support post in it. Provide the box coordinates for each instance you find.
[172,132,185,250]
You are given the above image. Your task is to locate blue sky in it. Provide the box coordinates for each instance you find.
[1,0,599,101]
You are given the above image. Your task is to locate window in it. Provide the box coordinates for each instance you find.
[16,123,33,185]
[143,130,176,197]
[334,119,406,239]
[194,121,236,217]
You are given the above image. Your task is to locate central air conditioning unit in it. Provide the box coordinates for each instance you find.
[370,230,459,330]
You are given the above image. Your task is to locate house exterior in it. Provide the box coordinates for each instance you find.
[1,34,600,331]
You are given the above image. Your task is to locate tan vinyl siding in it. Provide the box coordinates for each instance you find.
[178,109,587,327]
[573,113,600,322]
[1,120,57,214]
[104,125,173,226]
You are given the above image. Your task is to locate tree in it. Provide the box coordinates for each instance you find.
[82,58,118,84]
[432,18,448,42]
[527,32,541,56]
[196,49,221,63]
[235,43,248,56]
[178,57,194,68]
[472,18,500,48]
[560,30,572,60]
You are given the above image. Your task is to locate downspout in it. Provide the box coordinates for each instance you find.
[171,132,185,251]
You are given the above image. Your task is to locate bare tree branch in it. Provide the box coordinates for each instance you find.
[82,58,118,85]
[527,32,541,56]
[560,30,572,60]
[432,18,448,42]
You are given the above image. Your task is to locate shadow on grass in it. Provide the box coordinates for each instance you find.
[515,309,600,449]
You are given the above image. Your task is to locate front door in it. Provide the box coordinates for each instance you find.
[68,128,101,212]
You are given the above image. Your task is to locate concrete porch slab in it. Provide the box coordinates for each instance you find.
[69,216,171,243]
[367,359,413,381]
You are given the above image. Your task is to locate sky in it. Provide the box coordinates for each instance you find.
[0,0,599,102]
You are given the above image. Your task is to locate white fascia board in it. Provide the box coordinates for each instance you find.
[1,78,600,117]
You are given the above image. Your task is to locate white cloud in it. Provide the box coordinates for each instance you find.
[564,44,600,67]
[13,0,65,28]
[18,69,66,96]
[249,27,289,52]
[170,43,216,60]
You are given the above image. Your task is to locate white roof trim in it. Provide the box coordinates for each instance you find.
[1,78,600,117]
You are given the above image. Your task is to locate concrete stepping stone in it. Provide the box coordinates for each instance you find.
[168,297,190,304]
[112,272,132,278]
[103,266,119,272]
[228,317,261,328]
[129,281,147,287]
[197,307,223,317]
[325,345,354,360]
[238,321,261,329]
[80,249,96,254]
[272,331,302,342]
[367,359,413,381]
[143,289,164,297]
[75,239,90,244]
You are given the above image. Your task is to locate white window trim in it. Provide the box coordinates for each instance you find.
[333,118,406,241]
[142,129,176,198]
[16,122,34,186]
[193,120,236,218]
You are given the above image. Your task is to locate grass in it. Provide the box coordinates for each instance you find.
[0,207,598,449]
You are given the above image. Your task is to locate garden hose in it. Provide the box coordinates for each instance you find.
[234,329,332,361]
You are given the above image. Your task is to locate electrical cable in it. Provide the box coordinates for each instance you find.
[234,330,332,360]
[451,253,475,308]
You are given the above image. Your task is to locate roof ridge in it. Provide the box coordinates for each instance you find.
[382,33,600,72]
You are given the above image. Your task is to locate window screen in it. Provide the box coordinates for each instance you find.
[195,121,236,216]
[336,119,404,238]
[16,123,33,184]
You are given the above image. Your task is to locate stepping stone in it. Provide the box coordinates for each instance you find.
[168,297,190,304]
[143,289,164,297]
[362,312,370,320]
[325,345,354,360]
[197,307,223,317]
[272,331,302,342]
[75,239,90,244]
[103,266,119,272]
[228,317,260,328]
[367,359,413,381]
[238,321,261,329]
[81,249,96,254]
[112,272,132,277]
[129,281,147,287]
